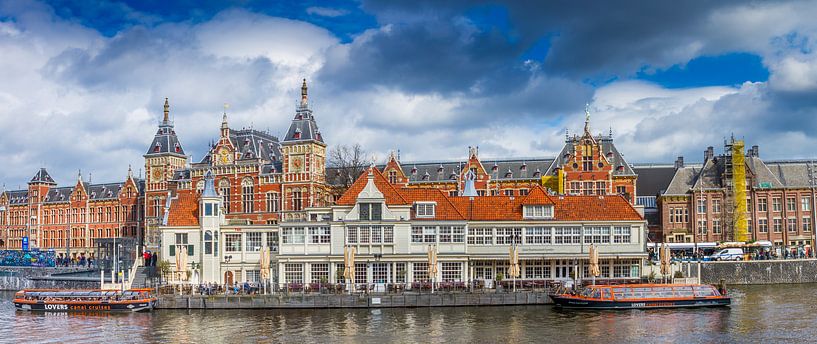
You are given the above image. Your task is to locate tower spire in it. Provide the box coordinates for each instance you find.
[163,97,170,124]
[221,103,230,137]
[300,78,308,107]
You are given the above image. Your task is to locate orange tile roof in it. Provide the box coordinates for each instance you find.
[399,188,465,221]
[336,167,408,206]
[334,169,643,222]
[166,191,199,226]
[519,185,555,205]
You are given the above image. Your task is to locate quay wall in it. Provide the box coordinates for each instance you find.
[0,267,97,290]
[699,259,817,285]
[157,292,552,309]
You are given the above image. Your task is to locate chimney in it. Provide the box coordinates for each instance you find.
[674,156,684,169]
[751,145,759,158]
[704,146,714,162]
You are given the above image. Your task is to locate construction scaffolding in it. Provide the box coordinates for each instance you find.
[731,140,749,242]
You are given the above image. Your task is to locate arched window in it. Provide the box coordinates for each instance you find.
[242,178,254,213]
[292,189,303,211]
[219,179,231,213]
[204,230,213,255]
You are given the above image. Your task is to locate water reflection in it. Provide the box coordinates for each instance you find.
[0,285,814,342]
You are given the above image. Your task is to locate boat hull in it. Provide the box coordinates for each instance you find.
[14,300,156,312]
[549,295,730,309]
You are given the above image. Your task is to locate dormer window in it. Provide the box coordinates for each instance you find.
[524,205,553,219]
[154,142,161,152]
[175,143,181,153]
[293,128,302,139]
[415,202,436,218]
[411,167,417,175]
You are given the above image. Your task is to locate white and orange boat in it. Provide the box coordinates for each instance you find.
[14,288,157,312]
[549,284,731,309]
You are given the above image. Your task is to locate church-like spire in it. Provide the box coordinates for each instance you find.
[300,78,308,108]
[163,97,170,124]
[221,103,230,137]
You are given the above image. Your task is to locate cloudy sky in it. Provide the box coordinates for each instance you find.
[1,0,816,188]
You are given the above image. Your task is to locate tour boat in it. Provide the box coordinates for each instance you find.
[13,288,157,312]
[549,284,731,309]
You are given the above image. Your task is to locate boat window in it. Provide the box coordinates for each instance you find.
[693,286,717,297]
[592,290,602,299]
[674,286,694,297]
[602,289,612,299]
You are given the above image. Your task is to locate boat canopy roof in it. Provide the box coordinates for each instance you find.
[20,290,146,298]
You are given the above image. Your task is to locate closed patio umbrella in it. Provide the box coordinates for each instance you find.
[428,245,438,293]
[660,243,671,282]
[589,244,600,285]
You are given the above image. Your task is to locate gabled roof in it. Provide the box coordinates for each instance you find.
[519,185,555,205]
[335,167,408,206]
[400,188,465,221]
[29,168,56,185]
[663,166,700,195]
[166,191,199,227]
[547,136,635,176]
[632,165,677,196]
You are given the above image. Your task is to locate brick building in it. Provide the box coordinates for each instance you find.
[658,139,817,248]
[0,168,143,257]
[373,109,639,205]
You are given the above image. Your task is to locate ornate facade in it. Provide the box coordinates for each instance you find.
[0,168,142,257]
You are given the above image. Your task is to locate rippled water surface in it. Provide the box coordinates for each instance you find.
[0,285,814,343]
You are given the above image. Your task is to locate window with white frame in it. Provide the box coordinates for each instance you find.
[354,263,367,284]
[451,226,465,243]
[758,218,768,233]
[525,227,550,244]
[496,227,522,245]
[524,205,553,219]
[411,226,423,243]
[772,197,781,212]
[310,264,329,283]
[467,227,492,245]
[371,225,382,243]
[773,219,782,233]
[697,198,707,214]
[284,263,303,284]
[758,198,768,212]
[383,226,394,243]
[241,178,254,213]
[245,232,262,251]
[524,261,549,279]
[413,262,429,282]
[803,217,812,232]
[359,226,370,243]
[225,233,241,252]
[359,203,382,221]
[266,192,280,212]
[372,263,388,283]
[712,199,721,213]
[347,226,358,243]
[583,226,611,244]
[697,219,707,235]
[281,227,305,244]
[439,226,453,243]
[613,226,631,243]
[788,218,797,232]
[395,263,406,283]
[713,220,722,234]
[787,197,796,212]
[554,227,581,244]
[246,270,260,282]
[309,227,331,244]
[441,262,462,281]
[415,203,436,218]
[266,232,278,251]
[802,197,812,212]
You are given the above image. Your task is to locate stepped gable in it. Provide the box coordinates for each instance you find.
[336,167,408,206]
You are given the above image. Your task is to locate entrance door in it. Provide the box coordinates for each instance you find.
[224,271,234,285]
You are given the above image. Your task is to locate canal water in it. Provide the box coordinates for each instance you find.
[0,284,813,343]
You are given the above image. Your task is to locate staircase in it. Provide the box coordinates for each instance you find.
[130,266,154,289]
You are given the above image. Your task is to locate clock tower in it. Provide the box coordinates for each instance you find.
[281,79,327,220]
[144,98,187,250]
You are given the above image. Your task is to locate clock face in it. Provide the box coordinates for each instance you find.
[290,155,304,172]
[218,148,231,165]
[151,167,163,180]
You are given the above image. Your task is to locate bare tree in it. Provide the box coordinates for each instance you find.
[328,143,368,190]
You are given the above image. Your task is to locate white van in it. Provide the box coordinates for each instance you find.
[710,248,744,261]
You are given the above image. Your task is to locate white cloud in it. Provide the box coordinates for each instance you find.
[306,7,349,18]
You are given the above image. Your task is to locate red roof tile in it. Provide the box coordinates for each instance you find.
[519,185,555,205]
[399,188,465,221]
[336,167,408,206]
[167,191,199,226]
